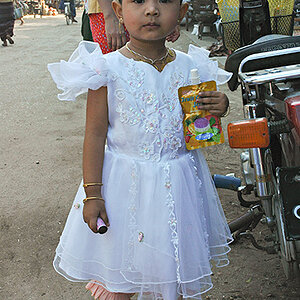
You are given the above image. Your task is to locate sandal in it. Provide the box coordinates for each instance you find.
[2,39,8,46]
[6,35,14,44]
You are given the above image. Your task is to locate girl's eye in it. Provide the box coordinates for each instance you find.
[160,0,171,2]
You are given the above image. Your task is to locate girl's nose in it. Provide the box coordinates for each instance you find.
[145,1,160,17]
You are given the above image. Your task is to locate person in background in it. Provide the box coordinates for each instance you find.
[0,0,15,46]
[88,0,129,54]
[14,0,25,25]
[81,0,94,41]
[59,0,77,23]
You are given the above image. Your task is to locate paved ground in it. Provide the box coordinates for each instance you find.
[0,11,299,300]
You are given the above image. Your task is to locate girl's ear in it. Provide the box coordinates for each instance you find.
[112,0,123,19]
[178,3,189,22]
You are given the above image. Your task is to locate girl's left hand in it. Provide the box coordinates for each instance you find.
[196,91,229,117]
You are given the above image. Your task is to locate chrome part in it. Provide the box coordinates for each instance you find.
[238,46,300,73]
[276,82,292,91]
[239,64,300,85]
[243,103,272,197]
[244,102,258,118]
[240,151,255,186]
[247,88,257,100]
[261,197,273,221]
[294,175,300,182]
[268,82,273,96]
[265,216,275,227]
[251,148,271,197]
[293,205,300,220]
[274,194,291,261]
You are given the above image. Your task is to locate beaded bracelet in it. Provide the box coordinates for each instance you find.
[83,197,105,203]
[83,182,103,188]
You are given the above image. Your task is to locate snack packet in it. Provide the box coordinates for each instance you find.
[178,70,224,150]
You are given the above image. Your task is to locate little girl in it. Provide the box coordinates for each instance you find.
[48,0,233,299]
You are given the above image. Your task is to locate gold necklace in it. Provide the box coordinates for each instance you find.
[125,42,174,71]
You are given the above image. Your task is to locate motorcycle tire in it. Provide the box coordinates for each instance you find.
[273,193,300,280]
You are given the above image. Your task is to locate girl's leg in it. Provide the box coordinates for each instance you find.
[86,280,134,300]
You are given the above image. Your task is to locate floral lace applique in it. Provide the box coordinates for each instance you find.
[116,61,186,161]
[138,142,154,160]
[144,118,159,134]
[164,163,181,283]
[126,60,145,90]
[169,69,185,94]
[125,162,138,271]
[116,103,142,125]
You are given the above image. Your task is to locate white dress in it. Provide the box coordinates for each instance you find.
[48,41,233,300]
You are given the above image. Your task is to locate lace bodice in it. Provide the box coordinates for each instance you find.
[48,42,232,162]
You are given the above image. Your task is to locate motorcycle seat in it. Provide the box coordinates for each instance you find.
[225,35,300,91]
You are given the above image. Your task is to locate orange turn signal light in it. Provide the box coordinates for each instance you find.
[227,118,270,148]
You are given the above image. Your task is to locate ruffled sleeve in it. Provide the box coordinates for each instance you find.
[188,44,232,86]
[48,41,109,101]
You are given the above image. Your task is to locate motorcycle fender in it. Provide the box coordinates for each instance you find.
[277,167,300,240]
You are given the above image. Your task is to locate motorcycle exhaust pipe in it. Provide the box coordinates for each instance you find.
[228,207,263,233]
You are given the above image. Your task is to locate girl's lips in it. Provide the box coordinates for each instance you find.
[143,23,159,27]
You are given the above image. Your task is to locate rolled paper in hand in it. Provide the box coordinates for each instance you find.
[96,217,108,234]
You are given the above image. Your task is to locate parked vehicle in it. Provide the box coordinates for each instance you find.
[217,0,300,280]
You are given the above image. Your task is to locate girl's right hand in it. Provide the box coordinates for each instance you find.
[83,200,110,233]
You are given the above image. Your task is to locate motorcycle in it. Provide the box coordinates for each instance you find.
[216,0,300,280]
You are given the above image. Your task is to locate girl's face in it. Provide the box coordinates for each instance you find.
[113,0,188,43]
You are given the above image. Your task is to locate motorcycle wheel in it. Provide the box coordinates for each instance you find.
[273,193,300,280]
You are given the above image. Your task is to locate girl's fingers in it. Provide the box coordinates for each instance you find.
[206,110,223,116]
[83,201,109,232]
[100,206,110,227]
[88,217,98,233]
[198,105,216,111]
[198,91,220,98]
[197,96,222,104]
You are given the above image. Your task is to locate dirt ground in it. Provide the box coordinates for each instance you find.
[0,12,299,300]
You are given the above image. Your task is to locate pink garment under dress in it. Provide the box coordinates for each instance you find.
[48,41,233,300]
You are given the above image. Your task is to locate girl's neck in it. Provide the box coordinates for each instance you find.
[127,39,167,61]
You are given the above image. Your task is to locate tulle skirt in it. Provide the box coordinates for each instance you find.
[53,149,233,299]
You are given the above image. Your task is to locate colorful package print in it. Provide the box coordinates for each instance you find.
[178,81,224,150]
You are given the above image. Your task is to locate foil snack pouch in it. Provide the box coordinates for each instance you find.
[178,80,224,150]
